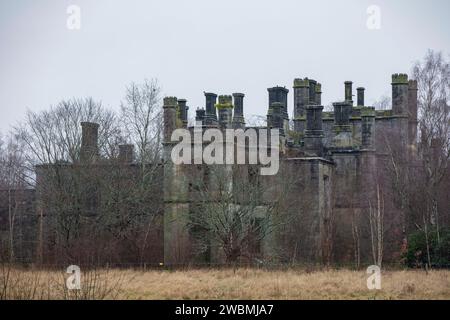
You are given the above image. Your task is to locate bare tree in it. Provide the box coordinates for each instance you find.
[0,132,29,262]
[16,98,121,172]
[119,79,165,263]
[186,163,300,265]
[12,98,124,264]
[413,50,450,243]
[368,184,384,267]
[120,79,163,164]
[373,95,391,110]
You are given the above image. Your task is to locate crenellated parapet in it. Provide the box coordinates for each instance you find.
[215,95,233,109]
[392,73,409,85]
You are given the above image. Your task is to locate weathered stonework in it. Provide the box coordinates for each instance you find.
[162,73,418,266]
[9,73,419,267]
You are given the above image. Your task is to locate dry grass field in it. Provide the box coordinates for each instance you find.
[1,267,449,300]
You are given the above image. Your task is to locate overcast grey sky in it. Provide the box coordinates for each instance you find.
[0,0,449,132]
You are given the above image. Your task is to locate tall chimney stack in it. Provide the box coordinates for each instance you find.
[80,122,99,162]
[304,105,324,156]
[357,87,365,107]
[163,97,178,143]
[216,95,233,129]
[392,73,409,115]
[204,92,218,126]
[308,80,317,105]
[195,108,206,125]
[267,102,284,135]
[232,93,245,128]
[293,78,310,118]
[344,81,353,104]
[315,83,322,105]
[267,86,289,120]
[177,99,189,128]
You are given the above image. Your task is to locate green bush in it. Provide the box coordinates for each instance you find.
[405,228,450,268]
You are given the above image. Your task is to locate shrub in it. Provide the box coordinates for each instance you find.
[405,228,450,268]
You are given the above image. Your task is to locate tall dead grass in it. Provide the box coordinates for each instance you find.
[1,266,449,300]
[118,268,450,300]
[0,263,127,300]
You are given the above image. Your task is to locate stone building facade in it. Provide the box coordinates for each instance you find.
[0,73,418,266]
[162,73,418,265]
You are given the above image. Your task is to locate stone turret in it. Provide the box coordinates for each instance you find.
[216,95,233,129]
[177,99,189,128]
[80,122,99,162]
[204,92,218,126]
[232,93,245,128]
[392,73,409,115]
[344,81,353,105]
[357,87,365,107]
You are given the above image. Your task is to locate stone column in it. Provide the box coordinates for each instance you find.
[232,93,245,128]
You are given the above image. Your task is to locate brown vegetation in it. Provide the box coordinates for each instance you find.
[1,267,449,300]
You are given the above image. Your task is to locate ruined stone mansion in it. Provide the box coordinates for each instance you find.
[0,73,418,266]
[162,73,418,265]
